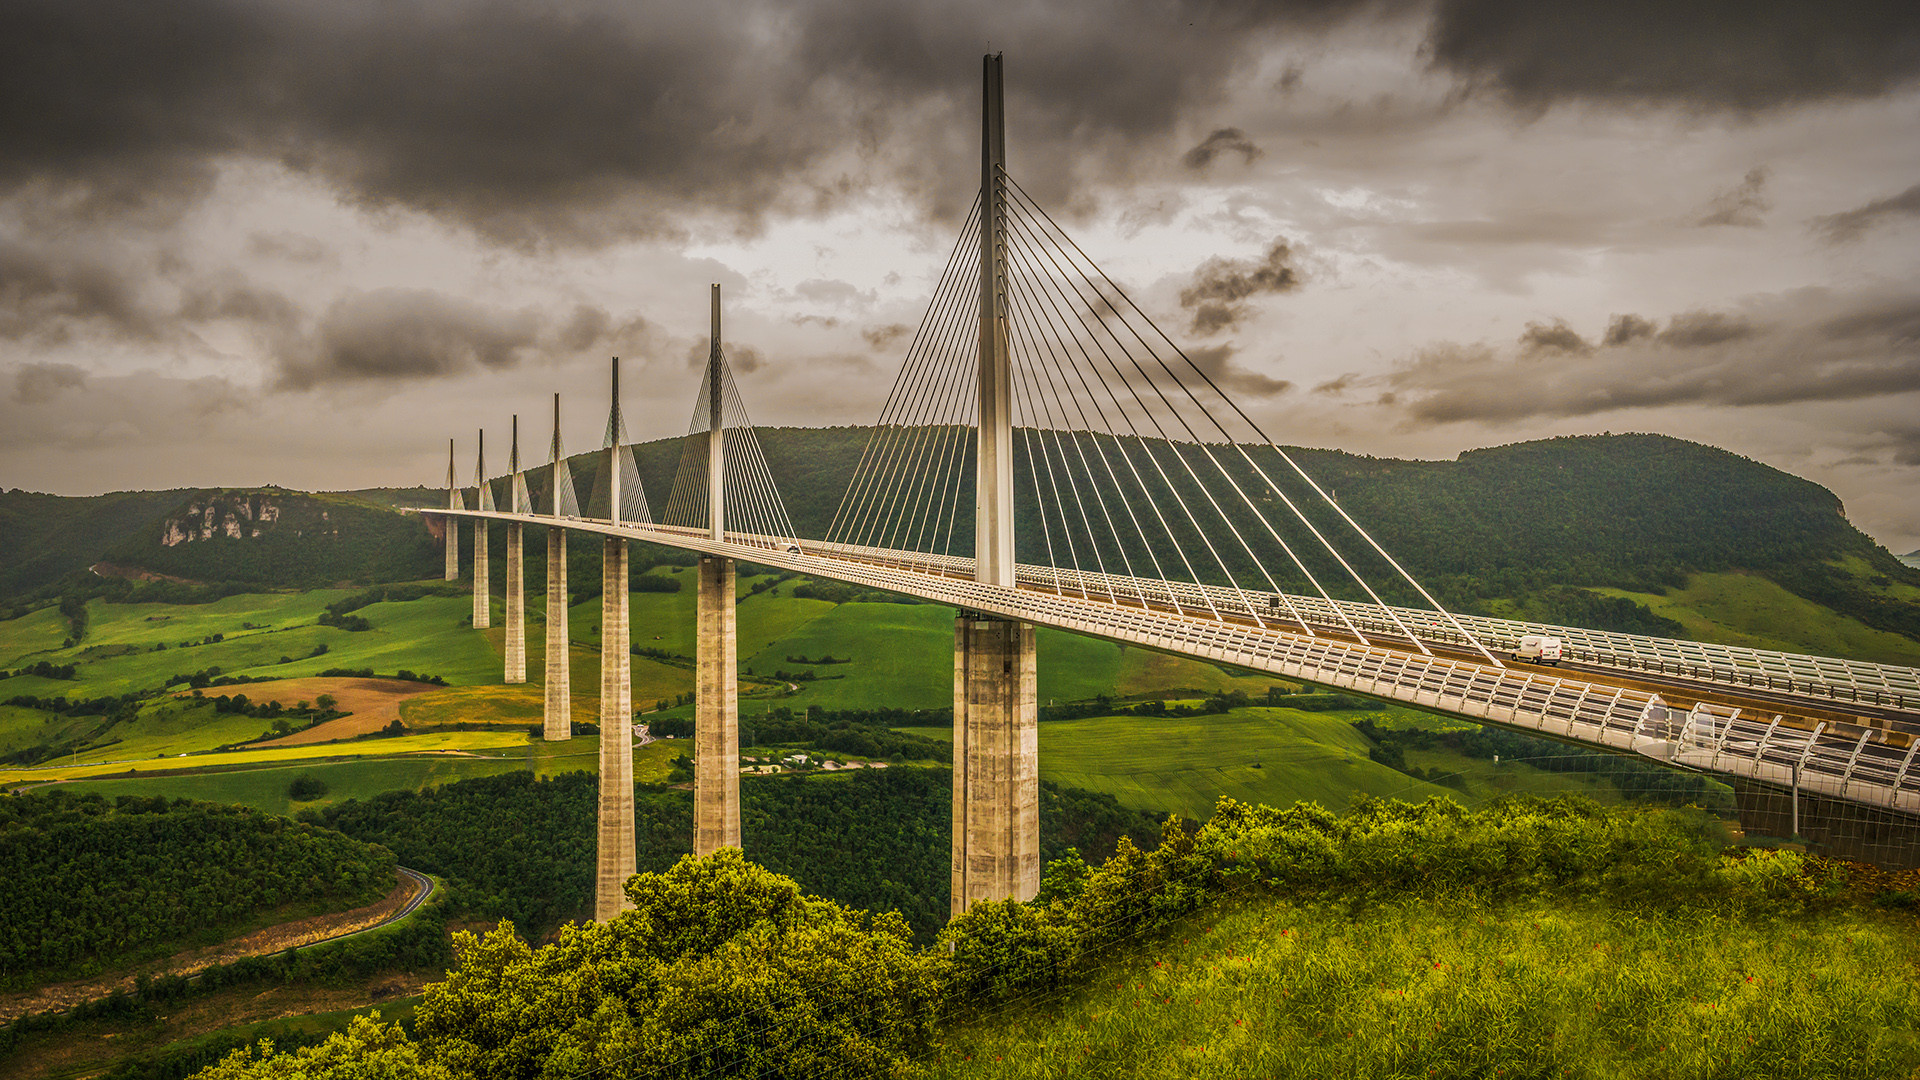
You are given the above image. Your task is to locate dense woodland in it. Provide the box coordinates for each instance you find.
[195,795,1920,1080]
[8,431,1918,642]
[310,767,1163,941]
[0,791,396,989]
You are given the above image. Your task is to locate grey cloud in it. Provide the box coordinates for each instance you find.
[685,338,766,373]
[1181,128,1262,170]
[1812,182,1920,243]
[0,0,1408,247]
[794,278,875,307]
[1178,239,1301,336]
[1427,0,1920,110]
[11,362,87,404]
[246,231,336,265]
[1657,310,1754,348]
[279,289,542,389]
[1364,288,1920,425]
[862,323,913,351]
[0,241,166,343]
[1693,167,1771,228]
[1186,343,1293,398]
[1519,319,1591,354]
[1603,313,1656,347]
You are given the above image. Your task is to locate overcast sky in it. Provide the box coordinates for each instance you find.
[3,0,1918,551]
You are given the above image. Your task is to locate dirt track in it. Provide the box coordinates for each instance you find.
[0,869,430,1024]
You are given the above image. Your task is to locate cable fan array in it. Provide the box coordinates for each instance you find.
[658,348,799,548]
[584,390,655,525]
[828,170,1497,664]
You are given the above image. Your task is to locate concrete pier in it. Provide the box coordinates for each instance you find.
[543,527,570,740]
[596,537,635,918]
[694,555,740,855]
[504,523,525,683]
[951,615,1039,916]
[471,518,490,629]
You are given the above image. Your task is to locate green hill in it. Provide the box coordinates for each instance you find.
[5,432,1918,657]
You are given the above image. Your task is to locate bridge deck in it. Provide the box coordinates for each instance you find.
[429,509,1920,818]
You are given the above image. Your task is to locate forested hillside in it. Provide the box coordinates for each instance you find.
[0,488,195,600]
[8,432,1917,644]
[0,791,396,989]
[311,767,1162,941]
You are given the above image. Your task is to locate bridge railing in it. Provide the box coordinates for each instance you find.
[801,537,1920,713]
[429,509,1920,817]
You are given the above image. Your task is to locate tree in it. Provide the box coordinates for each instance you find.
[316,694,337,711]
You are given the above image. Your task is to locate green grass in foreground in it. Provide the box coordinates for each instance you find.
[923,895,1920,1080]
[1594,570,1920,666]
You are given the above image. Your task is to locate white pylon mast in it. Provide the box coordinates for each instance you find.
[708,285,724,542]
[609,357,622,526]
[975,53,1013,588]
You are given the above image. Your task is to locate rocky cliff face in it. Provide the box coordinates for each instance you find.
[159,494,290,546]
[109,489,437,587]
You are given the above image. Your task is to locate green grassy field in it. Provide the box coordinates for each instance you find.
[0,605,70,669]
[55,755,531,816]
[900,706,1451,821]
[926,894,1920,1080]
[0,587,500,699]
[1595,571,1920,665]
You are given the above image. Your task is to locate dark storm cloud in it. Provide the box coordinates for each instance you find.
[0,0,1410,247]
[278,288,542,389]
[0,241,165,343]
[1812,183,1920,243]
[1360,289,1920,424]
[1182,128,1263,170]
[1178,239,1301,336]
[1693,168,1771,228]
[1426,0,1920,110]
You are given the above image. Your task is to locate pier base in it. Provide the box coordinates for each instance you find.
[952,615,1039,917]
[695,556,740,855]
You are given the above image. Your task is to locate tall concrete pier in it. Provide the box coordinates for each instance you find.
[596,358,637,917]
[694,287,741,855]
[695,555,740,854]
[443,438,459,581]
[471,430,490,630]
[503,419,526,684]
[950,56,1038,916]
[951,615,1039,914]
[596,537,635,917]
[505,524,525,682]
[543,395,571,742]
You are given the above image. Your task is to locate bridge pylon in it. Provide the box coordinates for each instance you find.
[950,54,1039,915]
[543,395,572,742]
[504,416,526,684]
[695,286,742,856]
[471,429,490,630]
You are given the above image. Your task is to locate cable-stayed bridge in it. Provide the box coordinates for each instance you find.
[420,56,1919,920]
